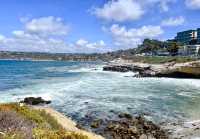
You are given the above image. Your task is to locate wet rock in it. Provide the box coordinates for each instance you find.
[89,114,169,139]
[76,123,85,130]
[118,113,132,119]
[103,65,131,72]
[139,134,148,139]
[128,126,138,134]
[109,110,115,113]
[20,97,51,105]
[91,119,103,128]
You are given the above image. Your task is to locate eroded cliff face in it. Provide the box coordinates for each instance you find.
[103,60,200,79]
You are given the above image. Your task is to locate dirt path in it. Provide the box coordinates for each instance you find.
[33,106,104,139]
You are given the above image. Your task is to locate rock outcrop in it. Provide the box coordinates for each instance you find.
[89,113,168,139]
[103,61,200,79]
[20,97,51,105]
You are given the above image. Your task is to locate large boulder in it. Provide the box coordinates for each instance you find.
[103,65,131,72]
[20,97,51,105]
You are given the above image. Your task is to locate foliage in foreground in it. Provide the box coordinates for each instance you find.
[0,103,89,139]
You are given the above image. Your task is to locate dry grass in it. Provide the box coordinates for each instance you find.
[0,103,89,139]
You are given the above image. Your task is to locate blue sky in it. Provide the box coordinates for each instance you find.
[0,0,199,53]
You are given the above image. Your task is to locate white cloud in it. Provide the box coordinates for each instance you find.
[145,0,175,12]
[92,0,144,22]
[0,34,5,41]
[0,33,71,53]
[0,35,108,53]
[161,16,185,26]
[92,0,175,22]
[76,39,106,49]
[185,0,200,9]
[0,17,71,53]
[25,16,70,36]
[0,16,107,53]
[109,24,163,48]
[159,0,171,11]
[76,39,89,47]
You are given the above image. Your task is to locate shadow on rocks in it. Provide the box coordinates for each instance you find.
[89,113,168,139]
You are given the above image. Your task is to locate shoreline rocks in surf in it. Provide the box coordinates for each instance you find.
[103,60,200,79]
[78,113,169,139]
[20,97,51,105]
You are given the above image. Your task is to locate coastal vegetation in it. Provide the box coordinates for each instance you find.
[137,39,181,55]
[0,51,198,64]
[120,56,198,64]
[0,38,197,64]
[0,103,89,139]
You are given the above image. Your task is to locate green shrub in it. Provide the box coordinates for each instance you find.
[38,110,62,130]
[0,132,25,139]
[33,128,89,139]
[0,103,89,139]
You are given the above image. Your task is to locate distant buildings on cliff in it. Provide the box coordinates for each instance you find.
[138,28,200,57]
[175,28,200,56]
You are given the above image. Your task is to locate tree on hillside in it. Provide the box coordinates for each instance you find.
[167,42,179,56]
[137,39,163,54]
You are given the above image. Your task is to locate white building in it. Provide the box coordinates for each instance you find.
[179,45,200,56]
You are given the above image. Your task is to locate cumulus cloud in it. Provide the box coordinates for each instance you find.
[92,0,175,22]
[92,0,144,22]
[185,0,200,9]
[159,0,173,11]
[76,39,106,48]
[108,24,163,48]
[145,0,175,12]
[0,16,107,53]
[0,33,71,53]
[74,39,108,53]
[25,16,70,36]
[161,16,185,26]
[0,16,71,53]
[76,39,89,47]
[0,35,5,41]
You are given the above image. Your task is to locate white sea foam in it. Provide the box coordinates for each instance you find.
[120,71,138,77]
[45,66,71,72]
[1,63,200,130]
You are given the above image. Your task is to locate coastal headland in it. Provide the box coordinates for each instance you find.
[103,59,200,79]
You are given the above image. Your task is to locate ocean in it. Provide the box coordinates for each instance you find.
[0,60,200,128]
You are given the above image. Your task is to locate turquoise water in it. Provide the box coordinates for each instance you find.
[1,60,200,125]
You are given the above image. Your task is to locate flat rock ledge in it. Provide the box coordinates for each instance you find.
[20,97,51,105]
[88,113,168,139]
[103,61,200,79]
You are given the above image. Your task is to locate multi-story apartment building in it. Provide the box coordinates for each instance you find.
[197,28,200,44]
[175,30,197,45]
[175,29,200,56]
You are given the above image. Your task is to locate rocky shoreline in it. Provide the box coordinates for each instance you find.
[19,97,169,139]
[10,97,200,138]
[103,60,200,79]
[84,113,168,139]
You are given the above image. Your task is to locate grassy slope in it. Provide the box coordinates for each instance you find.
[0,103,89,139]
[121,56,199,64]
